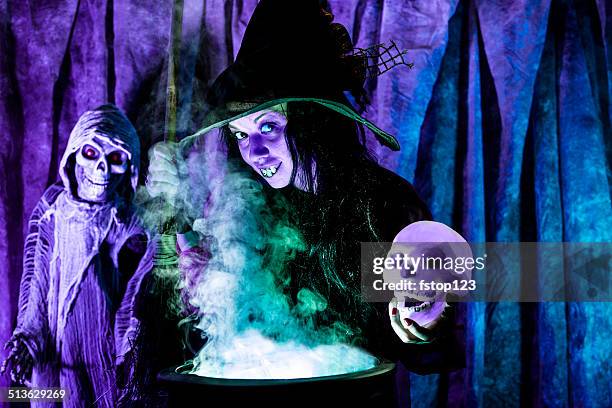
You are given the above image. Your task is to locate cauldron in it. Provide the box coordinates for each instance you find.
[158,360,397,407]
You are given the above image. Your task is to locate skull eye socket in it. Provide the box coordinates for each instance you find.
[108,151,126,165]
[82,145,99,160]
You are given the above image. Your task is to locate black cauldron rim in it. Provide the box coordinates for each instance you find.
[158,359,396,387]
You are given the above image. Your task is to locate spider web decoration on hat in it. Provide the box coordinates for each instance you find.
[353,40,415,77]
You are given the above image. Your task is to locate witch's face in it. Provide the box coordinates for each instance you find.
[228,106,294,189]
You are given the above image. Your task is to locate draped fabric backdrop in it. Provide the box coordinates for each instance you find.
[1,0,610,406]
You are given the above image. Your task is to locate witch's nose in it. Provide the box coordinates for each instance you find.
[249,135,269,161]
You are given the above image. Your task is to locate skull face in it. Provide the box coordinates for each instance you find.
[383,221,473,327]
[74,136,130,203]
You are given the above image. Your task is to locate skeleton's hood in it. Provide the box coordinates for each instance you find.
[59,104,140,198]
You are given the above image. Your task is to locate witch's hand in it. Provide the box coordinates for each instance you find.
[1,335,33,385]
[388,297,446,343]
[146,142,181,204]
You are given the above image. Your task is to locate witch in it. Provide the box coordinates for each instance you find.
[147,0,463,389]
[1,105,155,407]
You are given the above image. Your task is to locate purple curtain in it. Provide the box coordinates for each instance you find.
[1,0,610,406]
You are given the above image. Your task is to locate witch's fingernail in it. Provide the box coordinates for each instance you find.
[392,308,398,316]
[404,318,414,326]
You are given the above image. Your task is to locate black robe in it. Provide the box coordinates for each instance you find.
[278,162,465,375]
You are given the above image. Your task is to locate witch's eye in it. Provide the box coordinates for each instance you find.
[233,131,248,141]
[261,123,276,134]
[82,145,99,160]
[108,151,126,165]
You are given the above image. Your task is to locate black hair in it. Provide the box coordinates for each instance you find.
[221,100,376,192]
[221,100,385,343]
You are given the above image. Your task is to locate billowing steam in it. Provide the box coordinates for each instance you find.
[191,330,376,379]
[139,135,377,379]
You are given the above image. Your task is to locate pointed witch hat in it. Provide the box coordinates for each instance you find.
[182,0,400,151]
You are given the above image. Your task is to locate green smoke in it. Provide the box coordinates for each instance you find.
[136,136,377,378]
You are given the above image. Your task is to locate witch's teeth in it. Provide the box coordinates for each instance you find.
[260,166,277,178]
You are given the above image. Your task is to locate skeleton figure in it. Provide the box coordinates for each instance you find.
[1,105,154,407]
